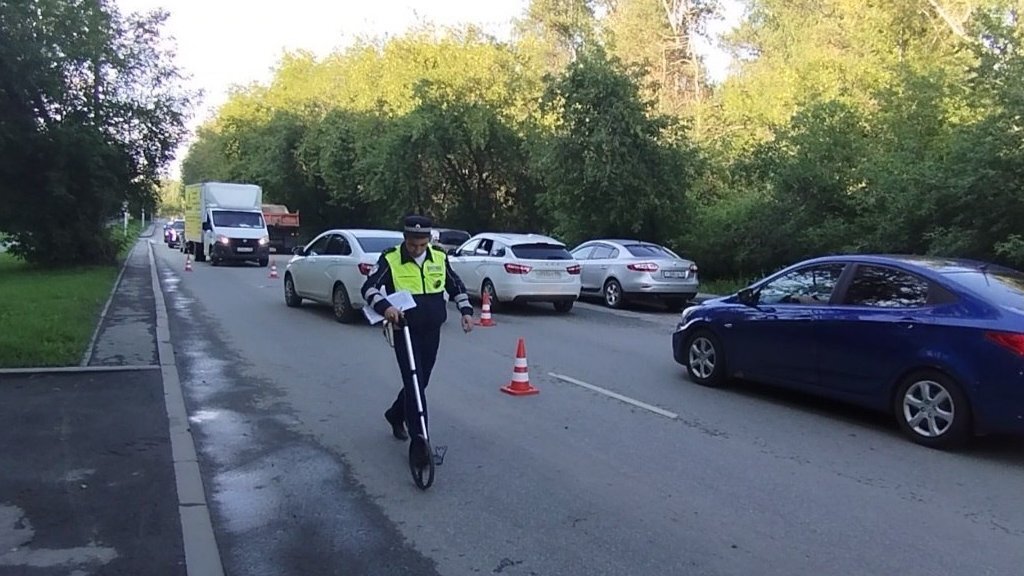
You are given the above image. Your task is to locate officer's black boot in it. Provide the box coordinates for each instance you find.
[384,408,408,440]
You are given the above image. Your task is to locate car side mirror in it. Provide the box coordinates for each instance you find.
[292,246,304,255]
[448,248,458,256]
[737,287,758,306]
[202,221,211,231]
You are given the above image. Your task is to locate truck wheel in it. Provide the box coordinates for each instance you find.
[259,257,269,267]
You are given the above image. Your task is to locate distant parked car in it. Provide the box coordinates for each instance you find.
[164,219,185,248]
[570,239,699,311]
[431,228,471,254]
[448,232,582,313]
[672,254,1024,449]
[283,229,404,323]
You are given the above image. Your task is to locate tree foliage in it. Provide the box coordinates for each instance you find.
[0,0,195,265]
[178,2,1024,280]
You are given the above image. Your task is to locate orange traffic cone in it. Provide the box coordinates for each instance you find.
[184,254,192,272]
[501,338,539,396]
[269,260,279,279]
[477,291,496,327]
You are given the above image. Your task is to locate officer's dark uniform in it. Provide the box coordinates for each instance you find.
[361,215,474,447]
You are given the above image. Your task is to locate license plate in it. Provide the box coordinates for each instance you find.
[663,271,686,279]
[236,247,253,253]
[535,270,560,279]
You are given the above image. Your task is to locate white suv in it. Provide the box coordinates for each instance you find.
[448,232,582,313]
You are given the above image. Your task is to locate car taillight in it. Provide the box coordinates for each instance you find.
[689,264,699,272]
[986,331,1024,356]
[358,263,373,276]
[627,262,659,272]
[504,263,532,274]
[567,264,581,275]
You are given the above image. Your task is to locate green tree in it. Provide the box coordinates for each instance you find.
[0,0,195,265]
[532,47,700,245]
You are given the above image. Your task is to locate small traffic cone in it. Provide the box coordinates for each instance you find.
[184,254,192,272]
[501,338,539,396]
[476,291,496,327]
[269,260,279,279]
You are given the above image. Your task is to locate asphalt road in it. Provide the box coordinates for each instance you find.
[153,242,1024,576]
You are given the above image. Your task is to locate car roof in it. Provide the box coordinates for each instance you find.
[320,229,404,237]
[797,253,998,274]
[473,232,564,246]
[580,239,666,247]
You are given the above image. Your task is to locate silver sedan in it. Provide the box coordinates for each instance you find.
[570,239,699,311]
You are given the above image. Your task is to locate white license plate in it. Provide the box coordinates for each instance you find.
[663,271,686,279]
[535,270,560,279]
[236,247,254,253]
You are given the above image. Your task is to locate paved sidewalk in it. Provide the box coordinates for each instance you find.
[0,228,202,576]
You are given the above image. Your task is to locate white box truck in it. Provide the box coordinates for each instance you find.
[182,182,271,267]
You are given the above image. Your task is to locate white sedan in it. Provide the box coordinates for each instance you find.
[283,228,404,323]
[447,232,582,313]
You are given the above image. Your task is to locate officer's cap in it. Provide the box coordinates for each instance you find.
[403,215,432,236]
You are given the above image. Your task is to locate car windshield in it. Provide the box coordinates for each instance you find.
[212,210,263,228]
[356,236,403,254]
[944,267,1024,309]
[625,244,675,258]
[172,221,184,230]
[510,243,573,260]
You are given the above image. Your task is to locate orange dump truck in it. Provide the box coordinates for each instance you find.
[262,204,300,254]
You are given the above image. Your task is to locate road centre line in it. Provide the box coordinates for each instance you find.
[547,372,679,420]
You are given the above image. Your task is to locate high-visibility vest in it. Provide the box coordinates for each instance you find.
[384,246,447,295]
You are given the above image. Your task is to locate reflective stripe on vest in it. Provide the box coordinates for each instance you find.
[384,246,446,295]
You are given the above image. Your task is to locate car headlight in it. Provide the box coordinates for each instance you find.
[259,236,269,246]
[217,235,230,245]
[680,304,698,323]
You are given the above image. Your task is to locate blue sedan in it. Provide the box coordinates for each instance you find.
[672,254,1024,449]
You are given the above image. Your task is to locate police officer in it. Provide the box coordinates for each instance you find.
[361,215,474,461]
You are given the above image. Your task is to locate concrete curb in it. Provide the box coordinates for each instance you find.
[147,239,225,576]
[0,365,159,375]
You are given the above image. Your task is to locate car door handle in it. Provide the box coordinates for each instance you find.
[600,265,608,269]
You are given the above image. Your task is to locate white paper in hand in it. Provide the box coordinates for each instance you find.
[362,290,418,325]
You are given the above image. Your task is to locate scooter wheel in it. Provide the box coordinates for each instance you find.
[409,438,435,490]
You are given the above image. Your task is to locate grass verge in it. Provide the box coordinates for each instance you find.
[0,221,145,368]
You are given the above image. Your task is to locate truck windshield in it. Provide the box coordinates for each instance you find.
[212,210,264,228]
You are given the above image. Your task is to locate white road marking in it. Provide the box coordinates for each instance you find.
[548,372,679,420]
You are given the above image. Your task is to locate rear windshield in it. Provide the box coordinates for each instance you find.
[510,243,573,260]
[356,236,403,254]
[172,221,184,229]
[438,230,470,245]
[625,244,675,258]
[945,268,1024,308]
[212,210,264,228]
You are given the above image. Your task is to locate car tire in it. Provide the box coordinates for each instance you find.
[259,257,269,267]
[482,280,500,312]
[332,283,358,324]
[684,328,726,387]
[603,279,624,309]
[284,274,302,307]
[553,300,573,314]
[893,369,972,450]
